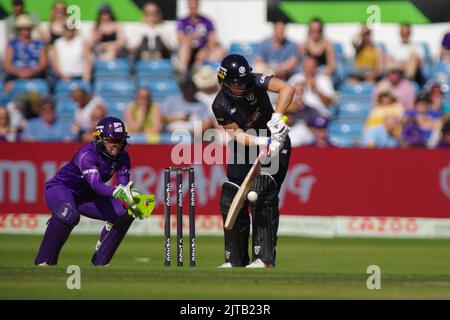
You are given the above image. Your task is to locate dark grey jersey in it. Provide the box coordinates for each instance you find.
[212,73,274,132]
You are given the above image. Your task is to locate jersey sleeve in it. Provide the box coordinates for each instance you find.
[78,152,115,198]
[116,153,131,186]
[212,99,234,126]
[253,73,272,91]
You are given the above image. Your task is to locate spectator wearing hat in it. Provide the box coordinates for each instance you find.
[361,115,401,148]
[365,85,404,129]
[5,0,40,40]
[371,62,416,111]
[435,119,450,148]
[288,56,337,118]
[124,87,163,136]
[193,65,220,116]
[52,21,92,82]
[129,2,174,61]
[305,116,334,148]
[22,99,74,142]
[3,14,48,92]
[254,20,299,81]
[89,3,127,61]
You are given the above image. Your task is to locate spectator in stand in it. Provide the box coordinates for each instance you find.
[70,87,107,135]
[361,115,401,148]
[79,104,107,142]
[160,81,214,136]
[365,85,404,129]
[427,82,450,115]
[386,23,424,84]
[22,99,73,142]
[44,1,67,46]
[404,94,443,147]
[371,63,416,111]
[5,92,44,134]
[253,20,298,81]
[129,2,174,61]
[286,82,319,147]
[288,56,337,118]
[192,65,219,116]
[299,17,335,77]
[3,15,48,93]
[5,0,40,40]
[176,0,226,75]
[440,31,450,61]
[123,87,163,135]
[305,116,334,148]
[435,119,450,148]
[52,22,92,82]
[400,116,426,148]
[89,3,127,61]
[350,25,384,83]
[0,107,17,142]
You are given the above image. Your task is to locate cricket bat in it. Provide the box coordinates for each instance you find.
[224,146,268,230]
[224,115,287,230]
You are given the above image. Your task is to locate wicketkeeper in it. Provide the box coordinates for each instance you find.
[212,54,293,268]
[35,116,154,266]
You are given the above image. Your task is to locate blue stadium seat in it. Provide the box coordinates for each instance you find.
[136,59,174,79]
[94,59,130,79]
[56,100,76,121]
[10,79,49,97]
[55,80,92,97]
[229,41,258,63]
[433,61,450,79]
[339,83,374,96]
[329,134,356,147]
[328,120,364,136]
[136,79,180,103]
[95,79,135,97]
[338,100,371,119]
[106,98,132,118]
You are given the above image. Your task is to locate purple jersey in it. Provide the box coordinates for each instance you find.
[176,15,214,49]
[46,142,131,198]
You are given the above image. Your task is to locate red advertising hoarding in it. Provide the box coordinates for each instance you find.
[1,143,449,218]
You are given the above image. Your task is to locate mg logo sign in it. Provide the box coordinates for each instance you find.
[440,164,450,199]
[0,161,37,203]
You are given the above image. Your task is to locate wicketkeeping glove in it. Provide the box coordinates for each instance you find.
[127,188,155,220]
[113,181,137,211]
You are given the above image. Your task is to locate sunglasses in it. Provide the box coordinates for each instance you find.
[103,138,125,144]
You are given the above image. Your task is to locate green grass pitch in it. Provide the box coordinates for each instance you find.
[1,234,450,299]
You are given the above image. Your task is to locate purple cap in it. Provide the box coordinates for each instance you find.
[308,116,328,129]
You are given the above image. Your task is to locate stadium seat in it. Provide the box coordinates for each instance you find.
[55,80,92,97]
[433,61,450,79]
[135,59,174,80]
[10,79,49,97]
[338,100,371,119]
[95,79,135,97]
[329,134,356,147]
[136,79,180,103]
[328,120,364,136]
[339,83,374,96]
[106,98,132,118]
[94,59,130,79]
[56,100,77,121]
[229,41,258,63]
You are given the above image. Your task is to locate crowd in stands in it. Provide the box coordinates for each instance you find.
[1,0,449,149]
